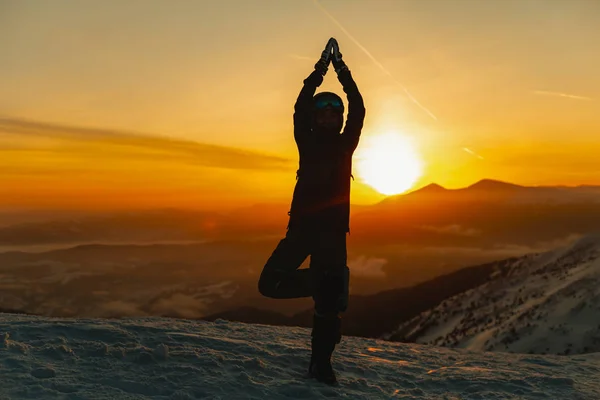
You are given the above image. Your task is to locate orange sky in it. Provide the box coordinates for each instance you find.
[1,0,599,210]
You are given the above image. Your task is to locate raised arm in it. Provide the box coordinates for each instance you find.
[332,40,366,152]
[293,70,323,146]
[293,39,335,147]
[338,69,365,152]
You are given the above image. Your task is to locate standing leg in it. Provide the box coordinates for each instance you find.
[258,229,313,299]
[307,230,349,384]
[311,231,349,315]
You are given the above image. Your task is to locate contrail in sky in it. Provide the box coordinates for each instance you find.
[463,147,484,160]
[534,90,594,101]
[313,0,438,121]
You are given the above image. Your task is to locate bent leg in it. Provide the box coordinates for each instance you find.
[258,230,312,299]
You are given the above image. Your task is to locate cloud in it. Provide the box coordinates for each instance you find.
[447,235,580,257]
[533,90,594,101]
[148,293,209,319]
[0,117,292,171]
[395,233,583,259]
[493,233,583,254]
[348,255,387,278]
[420,224,482,237]
[96,300,145,318]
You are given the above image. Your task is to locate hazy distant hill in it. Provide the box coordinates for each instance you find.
[0,236,527,332]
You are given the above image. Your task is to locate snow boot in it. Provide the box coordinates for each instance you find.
[308,313,341,384]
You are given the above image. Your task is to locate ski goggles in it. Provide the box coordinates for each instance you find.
[314,97,344,111]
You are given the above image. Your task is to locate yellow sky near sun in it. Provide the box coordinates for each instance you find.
[1,0,599,210]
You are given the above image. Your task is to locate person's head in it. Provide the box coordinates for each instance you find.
[312,92,344,134]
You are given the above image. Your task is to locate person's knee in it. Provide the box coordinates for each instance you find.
[258,269,281,298]
[258,273,273,297]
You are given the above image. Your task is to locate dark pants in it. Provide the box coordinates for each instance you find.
[258,228,349,317]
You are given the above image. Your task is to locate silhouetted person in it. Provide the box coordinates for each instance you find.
[258,38,365,384]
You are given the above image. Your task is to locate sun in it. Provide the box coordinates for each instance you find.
[355,131,423,195]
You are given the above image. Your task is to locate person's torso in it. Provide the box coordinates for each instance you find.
[288,134,354,230]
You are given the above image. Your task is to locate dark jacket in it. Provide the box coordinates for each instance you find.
[287,69,366,233]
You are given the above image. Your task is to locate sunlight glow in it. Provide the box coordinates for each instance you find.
[356,131,423,195]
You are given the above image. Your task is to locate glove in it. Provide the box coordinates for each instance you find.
[314,58,329,76]
[331,39,349,74]
[314,38,335,76]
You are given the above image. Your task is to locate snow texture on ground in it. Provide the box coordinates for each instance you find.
[0,314,599,399]
[388,234,600,356]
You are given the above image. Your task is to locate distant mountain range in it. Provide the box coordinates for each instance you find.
[349,179,600,248]
[2,179,600,247]
[382,179,600,207]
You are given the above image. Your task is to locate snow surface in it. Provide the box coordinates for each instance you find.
[1,314,599,399]
[388,234,600,356]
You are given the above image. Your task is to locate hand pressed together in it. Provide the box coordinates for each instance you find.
[314,37,348,77]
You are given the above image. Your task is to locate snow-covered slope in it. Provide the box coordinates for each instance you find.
[388,234,600,356]
[0,314,598,399]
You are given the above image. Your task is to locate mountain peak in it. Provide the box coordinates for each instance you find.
[411,183,448,194]
[467,179,524,190]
